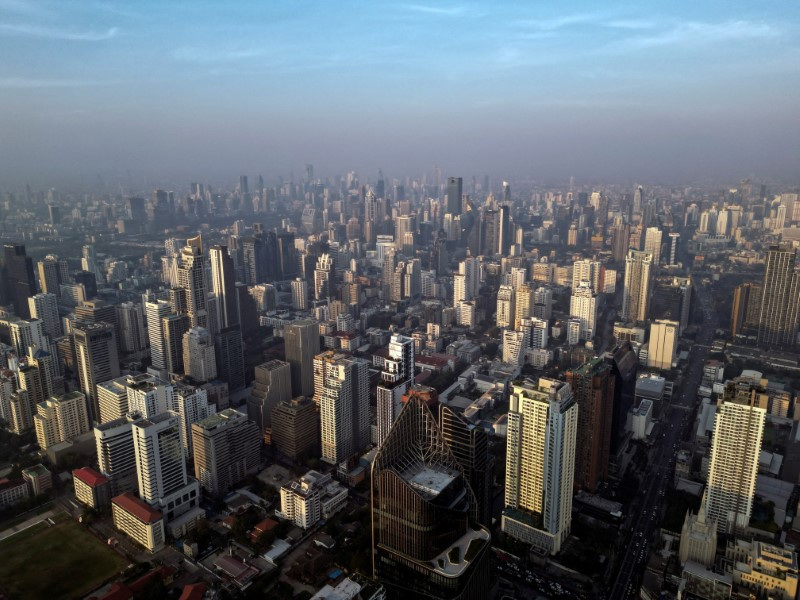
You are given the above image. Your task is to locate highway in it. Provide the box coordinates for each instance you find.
[607,278,718,599]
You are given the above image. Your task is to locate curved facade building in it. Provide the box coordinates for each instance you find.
[371,396,490,600]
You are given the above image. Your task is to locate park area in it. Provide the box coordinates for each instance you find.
[0,513,127,599]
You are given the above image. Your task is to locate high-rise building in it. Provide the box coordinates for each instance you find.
[757,245,800,348]
[285,320,320,398]
[376,334,414,446]
[74,321,120,423]
[182,327,217,383]
[247,360,292,437]
[496,285,515,328]
[566,357,614,493]
[33,391,90,450]
[192,408,260,497]
[96,376,130,424]
[446,176,463,214]
[514,284,533,330]
[37,255,62,299]
[647,319,678,370]
[439,403,493,527]
[125,373,174,417]
[162,314,190,374]
[705,378,766,533]
[115,302,147,354]
[643,227,663,265]
[132,412,201,523]
[314,350,369,464]
[731,282,761,338]
[503,378,577,554]
[172,383,214,457]
[371,395,490,599]
[28,293,61,340]
[621,250,653,323]
[177,235,208,329]
[208,246,238,330]
[498,204,511,256]
[95,413,144,495]
[2,244,36,319]
[144,293,171,372]
[569,282,597,341]
[271,396,319,461]
[502,328,529,366]
[214,326,245,391]
[668,232,680,266]
[291,278,309,310]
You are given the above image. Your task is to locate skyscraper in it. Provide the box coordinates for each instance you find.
[314,350,369,464]
[285,320,320,398]
[177,235,207,329]
[496,285,515,328]
[371,396,490,599]
[643,227,663,265]
[731,282,761,338]
[271,396,319,461]
[705,378,766,533]
[162,314,190,374]
[192,408,260,497]
[498,204,511,256]
[144,292,171,372]
[647,319,678,370]
[95,413,144,495]
[209,245,238,330]
[757,245,800,348]
[503,378,578,554]
[566,357,614,493]
[215,326,245,392]
[569,282,597,341]
[28,293,61,340]
[182,327,217,383]
[2,243,36,319]
[37,255,62,299]
[74,321,120,423]
[376,334,414,446]
[446,176,463,214]
[621,249,653,323]
[247,359,292,437]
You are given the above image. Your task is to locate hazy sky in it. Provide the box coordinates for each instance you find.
[1,1,799,189]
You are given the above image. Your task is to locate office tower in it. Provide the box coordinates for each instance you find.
[439,404,493,527]
[668,232,680,265]
[566,358,614,493]
[73,270,98,300]
[314,351,369,464]
[647,319,678,370]
[247,359,292,436]
[192,408,260,497]
[612,223,631,262]
[34,391,90,450]
[81,244,104,285]
[446,176,463,214]
[75,299,117,334]
[239,174,249,194]
[633,185,643,215]
[621,250,653,323]
[95,414,143,495]
[503,378,578,554]
[214,326,245,391]
[276,232,297,279]
[37,255,62,298]
[314,253,333,301]
[162,314,190,374]
[643,227,663,265]
[514,284,533,329]
[182,327,216,383]
[395,214,415,252]
[132,412,200,522]
[271,396,319,460]
[291,278,309,310]
[757,245,800,348]
[115,302,147,354]
[28,293,60,340]
[172,383,214,457]
[569,282,597,341]
[2,244,36,318]
[125,373,173,417]
[285,320,320,398]
[376,334,414,446]
[74,321,120,423]
[97,376,130,424]
[498,204,511,256]
[502,329,529,365]
[496,285,515,328]
[209,246,238,330]
[371,395,490,599]
[705,378,766,533]
[177,235,208,328]
[731,282,762,338]
[144,294,171,371]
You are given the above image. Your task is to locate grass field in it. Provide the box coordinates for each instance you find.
[0,513,127,599]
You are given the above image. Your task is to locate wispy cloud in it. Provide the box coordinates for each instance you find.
[0,22,118,41]
[0,77,116,88]
[612,19,777,50]
[401,4,468,16]
[172,45,268,64]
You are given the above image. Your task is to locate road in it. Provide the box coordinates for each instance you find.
[607,278,718,599]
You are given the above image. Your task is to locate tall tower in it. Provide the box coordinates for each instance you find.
[731,282,761,338]
[643,227,663,265]
[74,321,120,423]
[376,334,414,446]
[314,351,369,464]
[247,360,292,437]
[177,235,207,328]
[566,357,614,493]
[28,293,61,340]
[371,396,490,599]
[496,285,515,328]
[569,282,597,341]
[498,204,511,256]
[144,292,171,372]
[621,249,653,323]
[182,327,217,383]
[2,243,36,319]
[37,255,62,299]
[705,378,766,533]
[757,245,800,348]
[503,378,578,555]
[446,176,463,214]
[209,246,238,330]
[284,320,320,398]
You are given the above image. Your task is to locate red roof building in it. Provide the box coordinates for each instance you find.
[73,466,109,487]
[112,492,162,523]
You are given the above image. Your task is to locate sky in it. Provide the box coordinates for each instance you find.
[1,0,799,189]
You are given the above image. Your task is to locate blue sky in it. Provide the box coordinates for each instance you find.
[1,1,798,188]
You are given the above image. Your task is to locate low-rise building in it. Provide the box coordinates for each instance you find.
[21,464,53,496]
[726,540,798,600]
[0,478,29,507]
[73,466,111,509]
[111,492,165,552]
[277,470,348,529]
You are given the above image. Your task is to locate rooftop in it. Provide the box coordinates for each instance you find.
[112,492,162,523]
[73,466,108,487]
[405,465,457,499]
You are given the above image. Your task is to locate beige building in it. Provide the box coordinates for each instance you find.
[73,466,111,509]
[111,492,165,552]
[726,540,798,600]
[271,396,319,460]
[647,319,678,370]
[96,376,129,424]
[679,495,717,567]
[34,391,90,450]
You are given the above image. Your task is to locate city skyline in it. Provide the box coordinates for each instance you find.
[1,1,799,187]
